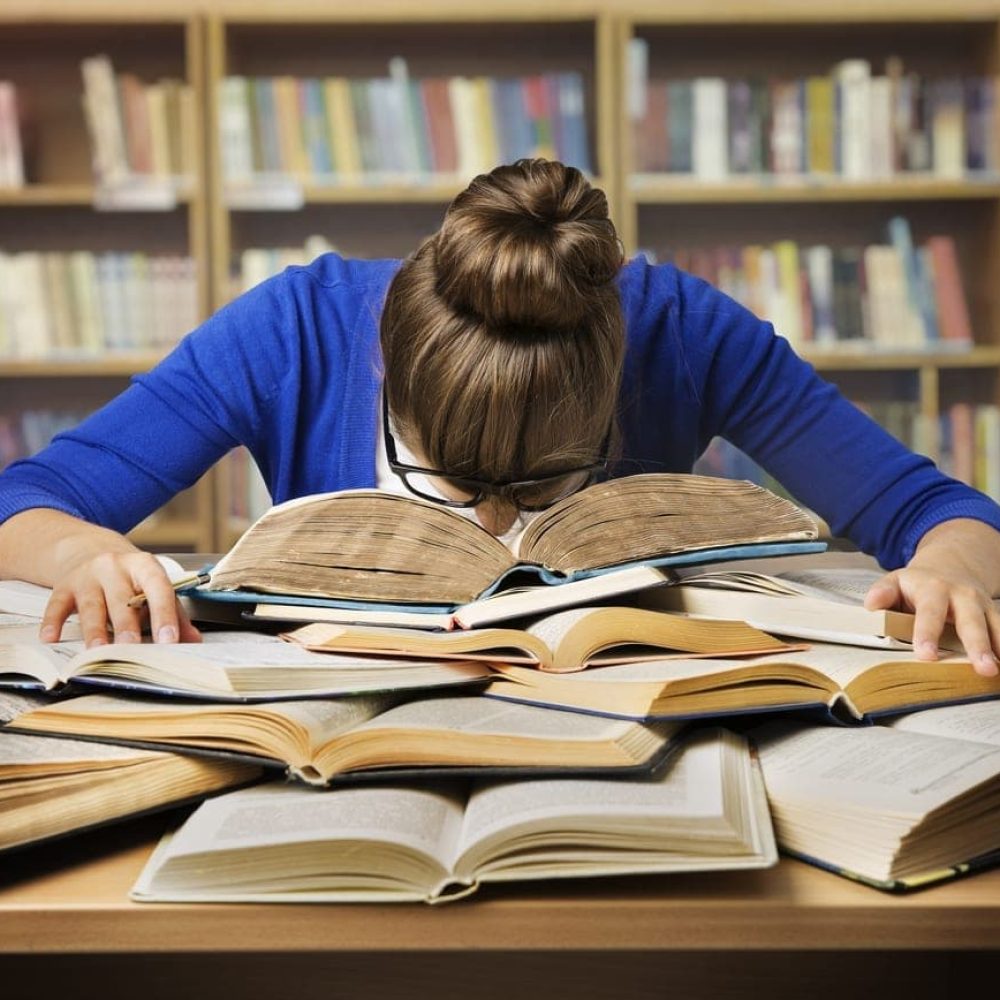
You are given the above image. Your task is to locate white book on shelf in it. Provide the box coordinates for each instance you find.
[448,77,480,180]
[692,77,728,180]
[145,83,171,179]
[804,245,837,346]
[218,76,255,183]
[388,57,422,178]
[81,54,130,186]
[834,59,872,180]
[626,36,649,121]
[930,78,965,180]
[868,76,894,178]
[11,253,52,358]
[0,81,24,188]
[68,252,103,353]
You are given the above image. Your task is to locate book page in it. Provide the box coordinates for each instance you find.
[752,721,1000,814]
[883,700,1000,746]
[0,728,162,768]
[771,568,885,604]
[0,689,59,724]
[453,730,731,870]
[152,781,468,875]
[0,641,83,688]
[353,695,660,743]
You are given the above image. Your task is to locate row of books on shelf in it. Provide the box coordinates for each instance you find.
[0,251,198,358]
[81,55,197,189]
[2,484,999,897]
[232,235,335,297]
[697,401,1000,502]
[643,221,972,351]
[0,82,25,188]
[219,60,592,190]
[628,46,998,181]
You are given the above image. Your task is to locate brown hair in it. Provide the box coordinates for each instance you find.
[380,158,625,484]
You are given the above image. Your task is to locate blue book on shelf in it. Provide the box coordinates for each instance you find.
[252,77,282,174]
[557,72,591,174]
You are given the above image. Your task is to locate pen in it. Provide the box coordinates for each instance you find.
[127,572,212,609]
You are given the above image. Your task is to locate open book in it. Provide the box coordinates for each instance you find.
[751,701,1000,890]
[282,606,802,674]
[483,642,999,722]
[130,728,777,904]
[0,632,490,701]
[7,692,682,787]
[199,473,823,609]
[0,691,262,853]
[642,565,962,651]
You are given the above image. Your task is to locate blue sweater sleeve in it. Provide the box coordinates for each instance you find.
[673,267,1000,568]
[0,275,294,534]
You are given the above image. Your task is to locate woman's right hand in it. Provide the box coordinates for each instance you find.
[0,508,201,647]
[40,549,202,647]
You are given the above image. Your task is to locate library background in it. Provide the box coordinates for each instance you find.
[2,0,999,552]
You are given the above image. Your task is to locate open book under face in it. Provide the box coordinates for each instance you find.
[202,473,822,606]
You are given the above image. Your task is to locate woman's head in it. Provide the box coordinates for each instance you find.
[380,158,626,528]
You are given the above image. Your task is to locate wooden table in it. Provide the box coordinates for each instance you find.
[1,810,997,1000]
[3,548,998,998]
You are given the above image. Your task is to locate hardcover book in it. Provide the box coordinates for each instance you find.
[751,701,1000,890]
[8,691,682,788]
[199,473,824,611]
[130,728,776,904]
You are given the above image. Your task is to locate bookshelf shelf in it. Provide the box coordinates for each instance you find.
[630,177,1000,204]
[0,355,169,378]
[803,346,1000,371]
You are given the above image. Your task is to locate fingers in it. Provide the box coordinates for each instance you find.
[40,587,78,643]
[128,554,183,644]
[38,551,197,647]
[864,573,901,611]
[910,584,950,661]
[950,588,1000,678]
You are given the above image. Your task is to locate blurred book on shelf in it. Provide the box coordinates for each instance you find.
[0,80,26,188]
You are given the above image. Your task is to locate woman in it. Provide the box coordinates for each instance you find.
[0,159,998,676]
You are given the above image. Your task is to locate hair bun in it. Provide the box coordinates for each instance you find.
[433,159,624,334]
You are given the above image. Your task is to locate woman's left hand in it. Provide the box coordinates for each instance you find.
[864,518,1000,678]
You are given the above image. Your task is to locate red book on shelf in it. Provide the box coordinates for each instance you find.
[420,78,458,175]
[117,72,152,176]
[927,235,973,344]
[641,79,669,173]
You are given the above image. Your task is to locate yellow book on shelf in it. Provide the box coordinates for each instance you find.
[806,76,835,174]
[772,239,803,349]
[273,75,310,177]
[323,77,362,179]
[470,76,500,173]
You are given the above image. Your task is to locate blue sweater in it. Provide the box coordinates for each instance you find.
[2,252,998,568]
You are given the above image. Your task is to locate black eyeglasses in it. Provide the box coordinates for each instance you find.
[382,393,608,511]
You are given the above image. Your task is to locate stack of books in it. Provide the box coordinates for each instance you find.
[2,473,999,902]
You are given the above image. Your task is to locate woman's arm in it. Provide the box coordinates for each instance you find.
[663,264,1000,670]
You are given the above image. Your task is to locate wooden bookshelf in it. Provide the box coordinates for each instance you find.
[616,8,1000,490]
[0,12,214,552]
[5,2,1000,548]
